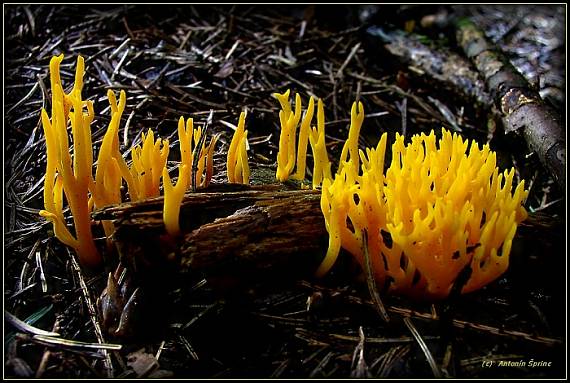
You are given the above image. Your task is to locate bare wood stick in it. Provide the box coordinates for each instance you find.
[455,17,566,190]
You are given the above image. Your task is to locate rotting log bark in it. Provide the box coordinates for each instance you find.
[455,17,566,190]
[93,184,327,283]
[366,26,493,108]
[94,183,560,285]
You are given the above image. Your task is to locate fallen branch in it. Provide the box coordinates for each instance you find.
[455,17,566,190]
[366,26,493,108]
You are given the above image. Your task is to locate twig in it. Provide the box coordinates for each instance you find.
[69,250,115,378]
[336,42,361,78]
[403,317,442,378]
[362,230,390,323]
[455,17,565,189]
[191,109,213,192]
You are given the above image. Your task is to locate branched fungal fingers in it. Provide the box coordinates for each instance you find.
[40,54,101,267]
[317,124,529,299]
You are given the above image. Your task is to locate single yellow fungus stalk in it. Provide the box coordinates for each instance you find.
[226,111,249,184]
[39,54,100,267]
[338,101,365,175]
[274,90,302,182]
[292,96,315,180]
[236,130,250,184]
[178,117,194,189]
[308,98,332,189]
[163,164,190,237]
[319,128,529,300]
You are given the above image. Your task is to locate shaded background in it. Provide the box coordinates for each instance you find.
[4,5,566,378]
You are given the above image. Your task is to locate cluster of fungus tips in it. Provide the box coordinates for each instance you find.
[272,89,528,299]
[39,53,529,299]
[273,90,331,188]
[39,54,242,265]
[319,129,528,299]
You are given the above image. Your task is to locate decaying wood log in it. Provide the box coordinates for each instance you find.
[455,17,566,190]
[366,26,493,108]
[93,184,327,283]
[94,183,560,285]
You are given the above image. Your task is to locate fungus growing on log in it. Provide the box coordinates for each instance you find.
[319,127,529,299]
[38,52,529,300]
[39,54,222,265]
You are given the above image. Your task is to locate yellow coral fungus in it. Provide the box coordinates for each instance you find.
[162,115,220,236]
[319,128,528,300]
[39,54,227,264]
[226,111,250,184]
[292,96,315,180]
[92,89,138,207]
[39,54,100,267]
[177,116,219,190]
[129,130,169,201]
[274,90,334,187]
[273,90,302,181]
[338,101,365,175]
[163,165,190,237]
[308,98,332,189]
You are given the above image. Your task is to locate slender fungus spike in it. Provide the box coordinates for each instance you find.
[163,165,190,237]
[338,101,365,175]
[308,98,332,189]
[238,131,250,185]
[179,117,193,189]
[292,96,315,181]
[226,111,249,184]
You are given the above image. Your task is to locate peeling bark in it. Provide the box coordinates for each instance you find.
[93,184,327,281]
